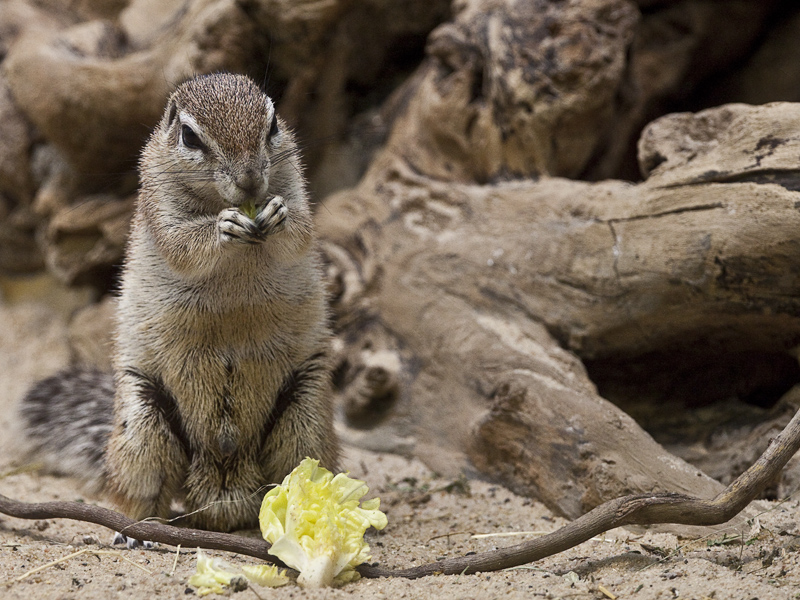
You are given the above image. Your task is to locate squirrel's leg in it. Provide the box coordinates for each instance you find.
[261,351,340,476]
[180,351,339,532]
[105,369,188,539]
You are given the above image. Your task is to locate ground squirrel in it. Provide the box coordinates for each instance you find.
[21,73,339,534]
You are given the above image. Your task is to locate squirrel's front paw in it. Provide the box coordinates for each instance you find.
[218,208,264,245]
[255,195,287,236]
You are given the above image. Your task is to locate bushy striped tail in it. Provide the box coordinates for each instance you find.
[20,368,114,490]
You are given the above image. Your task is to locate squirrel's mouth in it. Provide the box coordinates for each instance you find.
[239,199,259,219]
[237,195,276,219]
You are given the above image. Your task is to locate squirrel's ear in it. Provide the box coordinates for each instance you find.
[166,100,178,127]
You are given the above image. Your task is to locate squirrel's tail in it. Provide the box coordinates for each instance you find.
[20,368,114,489]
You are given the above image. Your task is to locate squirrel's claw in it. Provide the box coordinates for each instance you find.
[113,531,156,549]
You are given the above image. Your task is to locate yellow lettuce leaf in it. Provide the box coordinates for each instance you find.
[259,457,388,588]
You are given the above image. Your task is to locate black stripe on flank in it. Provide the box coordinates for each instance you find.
[221,358,235,419]
[124,368,193,460]
[218,357,238,460]
[261,352,327,447]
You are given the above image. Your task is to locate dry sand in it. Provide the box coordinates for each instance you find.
[2,284,800,599]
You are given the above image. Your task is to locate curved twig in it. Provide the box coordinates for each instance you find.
[360,405,800,578]
[2,407,799,580]
[0,496,277,563]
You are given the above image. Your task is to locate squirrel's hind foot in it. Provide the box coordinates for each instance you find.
[112,532,156,550]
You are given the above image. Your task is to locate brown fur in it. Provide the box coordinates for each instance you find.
[23,74,339,532]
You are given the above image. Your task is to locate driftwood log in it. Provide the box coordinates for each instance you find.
[322,90,800,517]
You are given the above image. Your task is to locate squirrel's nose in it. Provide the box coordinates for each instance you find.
[234,162,266,195]
[235,172,260,196]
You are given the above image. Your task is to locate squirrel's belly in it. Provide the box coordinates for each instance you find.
[164,342,288,437]
[115,304,296,445]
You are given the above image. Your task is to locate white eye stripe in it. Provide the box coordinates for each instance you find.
[181,124,205,150]
[176,109,278,159]
[268,113,279,139]
[177,112,205,150]
[264,97,282,147]
[175,111,226,157]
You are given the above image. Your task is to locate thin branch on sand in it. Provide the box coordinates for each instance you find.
[2,407,799,580]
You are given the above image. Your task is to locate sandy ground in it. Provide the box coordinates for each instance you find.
[3,281,800,599]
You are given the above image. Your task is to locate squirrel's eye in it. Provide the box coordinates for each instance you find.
[181,124,205,151]
[268,113,279,140]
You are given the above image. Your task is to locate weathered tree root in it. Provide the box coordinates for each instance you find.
[2,406,800,580]
[361,405,800,578]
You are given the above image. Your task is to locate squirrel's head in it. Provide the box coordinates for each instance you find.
[142,73,296,212]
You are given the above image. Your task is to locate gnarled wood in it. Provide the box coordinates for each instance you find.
[322,97,800,518]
